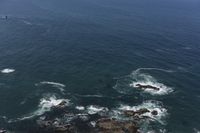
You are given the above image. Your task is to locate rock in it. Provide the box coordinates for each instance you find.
[135,84,160,91]
[135,108,150,115]
[37,120,53,129]
[56,101,68,109]
[151,110,158,116]
[124,110,135,117]
[0,129,7,133]
[96,118,138,133]
[37,119,75,133]
[54,124,74,133]
[124,108,150,117]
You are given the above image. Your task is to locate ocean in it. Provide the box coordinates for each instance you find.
[0,0,200,132]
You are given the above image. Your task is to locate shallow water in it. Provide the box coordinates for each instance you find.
[0,0,200,132]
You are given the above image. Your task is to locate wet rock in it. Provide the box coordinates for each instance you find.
[37,119,75,133]
[55,101,68,109]
[37,120,53,129]
[135,84,160,91]
[54,124,74,133]
[124,108,150,117]
[96,118,138,133]
[0,129,7,133]
[151,110,158,116]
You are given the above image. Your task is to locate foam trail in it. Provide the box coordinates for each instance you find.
[39,81,66,88]
[1,68,15,73]
[76,94,104,98]
[36,81,66,93]
[114,67,174,80]
[133,68,175,74]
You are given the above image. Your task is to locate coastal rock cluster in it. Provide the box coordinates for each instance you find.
[0,69,171,133]
[34,101,160,133]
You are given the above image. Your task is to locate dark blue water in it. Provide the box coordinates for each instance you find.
[0,0,200,132]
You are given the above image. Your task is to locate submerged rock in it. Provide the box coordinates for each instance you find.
[135,84,160,91]
[95,118,138,133]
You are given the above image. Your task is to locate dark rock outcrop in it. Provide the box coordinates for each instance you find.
[96,118,138,133]
[135,84,160,91]
[55,101,68,109]
[37,119,75,133]
[124,108,150,117]
[151,110,158,116]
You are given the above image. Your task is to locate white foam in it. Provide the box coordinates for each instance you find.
[1,68,15,73]
[90,121,96,127]
[22,20,32,25]
[39,81,66,88]
[114,68,173,95]
[118,100,167,125]
[18,95,69,120]
[87,105,108,115]
[130,69,173,95]
[36,81,66,93]
[131,80,173,95]
[194,128,200,133]
[76,106,85,111]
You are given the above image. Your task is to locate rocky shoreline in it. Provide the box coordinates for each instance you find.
[1,83,165,133]
[34,101,159,133]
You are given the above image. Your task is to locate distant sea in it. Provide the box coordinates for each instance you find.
[0,0,200,132]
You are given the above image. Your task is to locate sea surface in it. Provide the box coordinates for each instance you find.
[0,0,200,132]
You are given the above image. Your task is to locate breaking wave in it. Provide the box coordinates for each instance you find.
[118,100,168,125]
[17,95,70,121]
[114,68,173,95]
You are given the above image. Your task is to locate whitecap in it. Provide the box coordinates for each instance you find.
[1,68,15,74]
[76,106,85,111]
[22,20,32,25]
[86,105,108,115]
